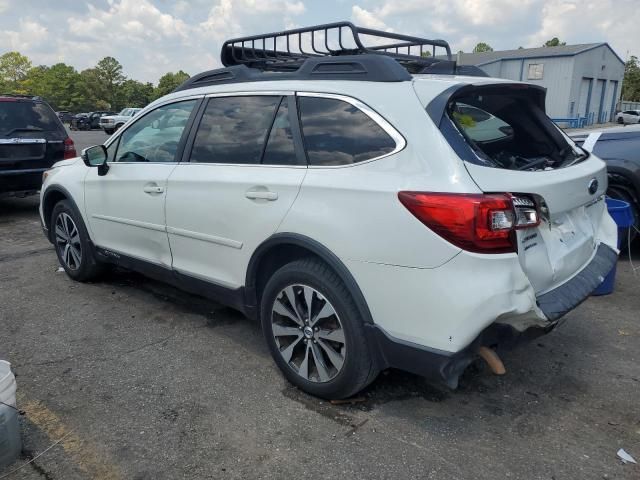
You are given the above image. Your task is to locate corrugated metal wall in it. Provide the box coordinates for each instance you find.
[569,45,625,123]
[480,56,575,118]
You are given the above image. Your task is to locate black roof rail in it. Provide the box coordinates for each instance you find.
[220,21,452,72]
[173,55,416,91]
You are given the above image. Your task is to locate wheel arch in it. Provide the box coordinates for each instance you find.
[42,185,84,243]
[245,233,374,325]
[606,163,640,209]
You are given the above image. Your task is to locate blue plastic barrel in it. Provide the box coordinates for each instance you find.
[592,198,634,296]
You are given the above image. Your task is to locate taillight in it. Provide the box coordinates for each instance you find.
[398,192,539,254]
[63,137,77,159]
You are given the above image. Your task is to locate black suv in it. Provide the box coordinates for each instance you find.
[71,111,114,130]
[0,95,76,196]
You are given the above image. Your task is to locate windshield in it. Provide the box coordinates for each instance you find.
[118,109,129,115]
[0,101,62,136]
[448,89,585,171]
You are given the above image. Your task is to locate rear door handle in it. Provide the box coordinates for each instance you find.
[143,184,164,194]
[245,190,278,201]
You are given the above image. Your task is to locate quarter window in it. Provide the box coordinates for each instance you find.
[298,96,396,166]
[190,96,281,164]
[113,100,197,163]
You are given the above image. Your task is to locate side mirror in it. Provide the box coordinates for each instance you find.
[151,119,160,129]
[81,145,109,176]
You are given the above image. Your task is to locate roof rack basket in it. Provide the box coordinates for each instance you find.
[221,21,453,73]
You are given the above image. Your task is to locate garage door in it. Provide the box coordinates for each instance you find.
[577,78,592,121]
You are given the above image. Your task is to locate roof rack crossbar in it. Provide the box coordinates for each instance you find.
[220,21,452,71]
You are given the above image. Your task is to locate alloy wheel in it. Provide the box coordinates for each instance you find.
[271,284,346,383]
[55,212,82,271]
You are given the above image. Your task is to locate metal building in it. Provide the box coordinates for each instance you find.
[457,44,625,125]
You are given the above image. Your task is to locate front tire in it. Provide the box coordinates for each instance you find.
[260,258,377,399]
[104,128,114,135]
[51,200,104,282]
[617,117,623,124]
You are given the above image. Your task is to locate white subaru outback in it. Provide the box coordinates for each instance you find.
[40,23,618,399]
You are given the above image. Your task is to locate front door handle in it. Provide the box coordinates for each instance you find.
[245,190,278,201]
[143,184,164,194]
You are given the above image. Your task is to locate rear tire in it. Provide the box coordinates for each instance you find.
[260,258,377,399]
[51,200,105,282]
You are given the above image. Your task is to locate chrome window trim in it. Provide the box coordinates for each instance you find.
[296,91,407,169]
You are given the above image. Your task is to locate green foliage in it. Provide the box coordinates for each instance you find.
[543,38,566,47]
[622,55,640,102]
[0,51,32,92]
[120,79,155,108]
[0,51,189,112]
[154,71,190,99]
[472,42,493,53]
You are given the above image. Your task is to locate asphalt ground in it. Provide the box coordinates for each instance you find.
[0,129,639,479]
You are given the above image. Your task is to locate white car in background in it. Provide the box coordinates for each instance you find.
[99,107,142,134]
[615,109,640,125]
[38,22,618,399]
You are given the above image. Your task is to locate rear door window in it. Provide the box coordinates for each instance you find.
[190,96,280,164]
[262,98,299,166]
[298,96,396,166]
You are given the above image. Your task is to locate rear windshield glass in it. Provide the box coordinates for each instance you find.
[448,89,585,171]
[0,101,62,136]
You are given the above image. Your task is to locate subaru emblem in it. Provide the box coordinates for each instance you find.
[588,178,598,195]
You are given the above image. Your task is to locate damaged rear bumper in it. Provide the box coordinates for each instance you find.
[366,243,618,388]
[536,243,618,321]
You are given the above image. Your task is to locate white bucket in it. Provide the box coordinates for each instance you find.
[0,360,17,407]
[0,360,21,469]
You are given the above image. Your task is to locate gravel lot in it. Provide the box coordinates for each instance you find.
[1,130,639,479]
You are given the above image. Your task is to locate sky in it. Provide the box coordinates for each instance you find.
[0,0,638,83]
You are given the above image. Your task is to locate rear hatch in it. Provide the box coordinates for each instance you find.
[415,81,612,294]
[0,98,68,175]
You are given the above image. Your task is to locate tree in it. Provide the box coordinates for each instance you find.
[78,68,105,111]
[120,79,154,108]
[622,55,640,102]
[94,56,125,109]
[543,37,566,47]
[0,51,32,91]
[472,42,493,53]
[154,70,190,99]
[24,63,83,110]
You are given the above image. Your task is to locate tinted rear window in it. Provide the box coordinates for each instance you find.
[0,101,62,135]
[298,97,396,166]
